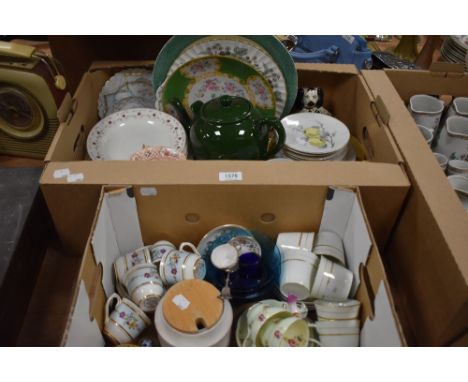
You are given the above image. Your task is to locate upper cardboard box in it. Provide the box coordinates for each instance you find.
[61,185,405,346]
[40,62,409,257]
[362,65,468,346]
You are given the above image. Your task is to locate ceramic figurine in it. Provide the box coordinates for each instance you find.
[294,87,332,116]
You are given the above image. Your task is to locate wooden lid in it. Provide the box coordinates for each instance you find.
[162,279,223,333]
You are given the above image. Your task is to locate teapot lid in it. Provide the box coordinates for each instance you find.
[201,95,252,124]
[162,279,223,333]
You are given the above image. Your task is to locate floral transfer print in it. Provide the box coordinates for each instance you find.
[129,251,146,267]
[116,308,141,332]
[293,121,337,150]
[180,58,220,79]
[247,76,274,109]
[189,76,247,104]
[166,252,182,283]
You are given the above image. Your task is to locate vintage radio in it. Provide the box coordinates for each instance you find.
[0,41,67,158]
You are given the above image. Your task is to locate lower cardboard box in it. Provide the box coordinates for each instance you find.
[41,184,406,346]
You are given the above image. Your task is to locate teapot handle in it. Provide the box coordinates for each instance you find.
[166,98,192,133]
[256,117,286,159]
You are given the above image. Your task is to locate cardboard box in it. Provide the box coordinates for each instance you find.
[40,62,409,260]
[58,185,406,346]
[362,64,468,346]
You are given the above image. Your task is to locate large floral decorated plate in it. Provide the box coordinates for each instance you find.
[158,56,276,118]
[163,36,287,118]
[98,69,155,119]
[152,36,297,117]
[87,108,187,160]
[282,113,350,156]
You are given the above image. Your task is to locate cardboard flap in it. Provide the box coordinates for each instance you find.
[64,281,105,347]
[429,62,465,77]
[343,197,372,296]
[91,188,143,296]
[319,188,355,237]
[319,188,372,296]
[360,281,403,347]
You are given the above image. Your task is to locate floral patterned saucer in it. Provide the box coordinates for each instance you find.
[157,56,276,119]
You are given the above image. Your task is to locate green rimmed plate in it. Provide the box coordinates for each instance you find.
[159,56,276,118]
[152,35,297,117]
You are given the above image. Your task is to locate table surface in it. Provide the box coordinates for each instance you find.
[0,167,42,286]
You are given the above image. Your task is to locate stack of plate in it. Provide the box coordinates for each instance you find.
[281,113,351,161]
[441,36,468,70]
[152,36,298,119]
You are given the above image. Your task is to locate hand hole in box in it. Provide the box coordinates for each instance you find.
[185,213,200,224]
[73,125,85,153]
[361,126,374,159]
[260,213,276,224]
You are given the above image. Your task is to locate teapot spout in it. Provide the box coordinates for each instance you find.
[167,98,191,133]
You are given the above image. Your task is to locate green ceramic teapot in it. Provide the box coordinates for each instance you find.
[170,95,285,160]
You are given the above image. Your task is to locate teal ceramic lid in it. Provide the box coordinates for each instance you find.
[201,96,252,124]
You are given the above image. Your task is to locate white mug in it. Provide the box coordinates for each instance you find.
[433,152,448,171]
[313,230,346,266]
[279,248,319,300]
[314,299,361,321]
[310,256,353,301]
[313,319,360,347]
[103,293,151,345]
[261,316,321,347]
[124,264,164,312]
[447,160,468,176]
[276,232,314,252]
[447,175,468,212]
[417,125,434,146]
[159,242,206,286]
[446,97,468,119]
[435,116,468,161]
[408,95,444,133]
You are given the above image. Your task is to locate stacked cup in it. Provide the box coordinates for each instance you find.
[312,299,361,347]
[277,231,354,303]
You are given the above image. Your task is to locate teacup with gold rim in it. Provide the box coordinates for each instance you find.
[159,242,206,286]
[124,263,164,312]
[103,293,151,345]
[114,246,153,287]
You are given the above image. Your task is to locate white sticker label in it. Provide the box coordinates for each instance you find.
[67,173,84,183]
[342,35,355,44]
[172,294,190,310]
[219,171,243,182]
[140,187,158,196]
[53,168,70,179]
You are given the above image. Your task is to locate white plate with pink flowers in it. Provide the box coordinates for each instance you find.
[87,108,187,160]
